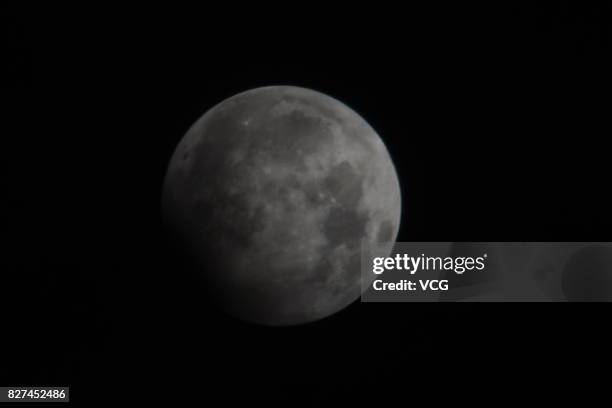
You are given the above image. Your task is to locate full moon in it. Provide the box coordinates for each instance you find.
[162,86,401,325]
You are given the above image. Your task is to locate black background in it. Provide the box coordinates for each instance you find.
[2,4,611,406]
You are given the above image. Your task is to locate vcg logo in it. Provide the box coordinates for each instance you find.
[419,280,449,291]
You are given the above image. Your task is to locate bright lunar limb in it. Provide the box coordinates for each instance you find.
[162,86,401,325]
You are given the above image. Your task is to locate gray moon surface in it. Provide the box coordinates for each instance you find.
[162,86,401,325]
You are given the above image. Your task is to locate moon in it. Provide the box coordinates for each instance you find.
[162,86,401,325]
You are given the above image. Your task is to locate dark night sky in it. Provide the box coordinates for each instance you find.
[2,4,611,406]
